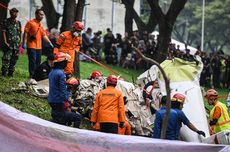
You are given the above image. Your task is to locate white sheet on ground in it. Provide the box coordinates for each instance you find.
[0,101,229,152]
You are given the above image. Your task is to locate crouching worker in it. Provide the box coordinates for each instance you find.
[91,75,126,134]
[48,52,81,128]
[32,54,54,82]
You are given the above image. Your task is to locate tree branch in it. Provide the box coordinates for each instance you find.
[132,46,171,139]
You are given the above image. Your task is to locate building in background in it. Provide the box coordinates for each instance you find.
[8,0,140,35]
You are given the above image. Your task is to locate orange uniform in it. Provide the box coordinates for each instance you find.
[118,121,132,135]
[24,19,46,49]
[91,86,126,124]
[53,31,82,74]
[93,121,132,135]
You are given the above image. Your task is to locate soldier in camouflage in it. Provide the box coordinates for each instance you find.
[1,8,22,76]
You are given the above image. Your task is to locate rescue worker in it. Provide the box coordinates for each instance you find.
[65,77,85,114]
[32,54,54,81]
[171,93,206,138]
[93,120,131,135]
[53,21,83,79]
[22,8,54,80]
[91,75,126,134]
[205,89,230,134]
[118,120,132,135]
[89,70,103,80]
[48,52,81,128]
[1,8,22,77]
[153,96,179,140]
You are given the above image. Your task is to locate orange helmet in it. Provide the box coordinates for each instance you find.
[66,77,79,86]
[205,89,218,100]
[90,70,103,79]
[107,75,117,86]
[171,93,186,103]
[73,21,84,31]
[54,52,71,62]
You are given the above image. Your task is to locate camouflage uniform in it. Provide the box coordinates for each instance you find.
[1,18,22,76]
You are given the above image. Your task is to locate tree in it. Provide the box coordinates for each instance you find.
[60,0,76,32]
[41,0,61,30]
[122,0,135,36]
[174,0,230,53]
[75,0,85,21]
[0,0,10,49]
[121,0,157,37]
[198,0,230,52]
[147,0,187,63]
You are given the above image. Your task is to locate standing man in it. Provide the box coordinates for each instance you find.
[53,21,83,79]
[22,8,53,81]
[91,75,126,134]
[153,96,179,140]
[205,89,230,134]
[171,93,206,138]
[1,8,22,77]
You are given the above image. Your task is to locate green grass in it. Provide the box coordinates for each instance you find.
[0,52,144,120]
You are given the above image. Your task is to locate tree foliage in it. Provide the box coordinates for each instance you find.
[174,0,230,53]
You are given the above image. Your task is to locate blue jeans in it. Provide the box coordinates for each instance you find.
[27,48,41,78]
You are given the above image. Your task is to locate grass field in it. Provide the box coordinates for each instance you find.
[0,51,229,121]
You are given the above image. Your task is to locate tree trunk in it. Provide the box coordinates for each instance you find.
[74,0,85,79]
[132,10,157,33]
[75,0,85,21]
[122,0,134,37]
[61,0,76,32]
[147,0,187,63]
[41,0,61,30]
[0,0,10,49]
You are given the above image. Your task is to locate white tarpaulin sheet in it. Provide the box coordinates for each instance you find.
[0,101,229,152]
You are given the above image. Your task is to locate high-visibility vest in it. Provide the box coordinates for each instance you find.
[210,101,230,133]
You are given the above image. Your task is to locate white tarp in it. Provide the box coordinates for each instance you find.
[0,101,229,152]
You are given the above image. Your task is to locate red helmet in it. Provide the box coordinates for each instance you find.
[107,75,117,86]
[205,89,218,100]
[64,101,70,109]
[66,77,79,86]
[171,93,186,103]
[54,52,71,62]
[90,70,103,79]
[73,21,84,31]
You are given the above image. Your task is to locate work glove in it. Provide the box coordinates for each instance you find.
[209,119,218,126]
[49,42,54,48]
[197,130,206,137]
[119,122,125,128]
[22,43,27,49]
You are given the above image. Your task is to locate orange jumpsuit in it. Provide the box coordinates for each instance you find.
[91,86,126,124]
[118,121,132,135]
[93,121,132,135]
[53,31,82,74]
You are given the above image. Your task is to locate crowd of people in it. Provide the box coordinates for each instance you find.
[1,7,229,140]
[78,22,230,89]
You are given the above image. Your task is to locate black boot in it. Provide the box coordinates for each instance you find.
[2,71,7,77]
[8,71,14,77]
